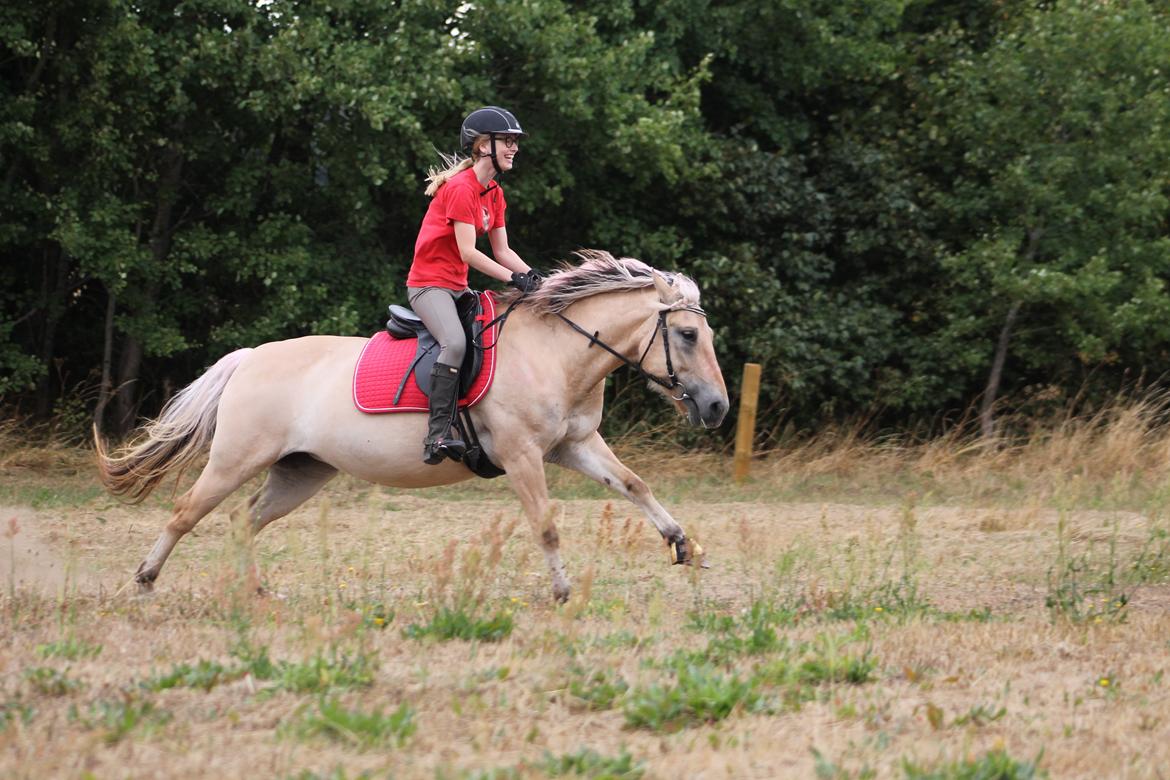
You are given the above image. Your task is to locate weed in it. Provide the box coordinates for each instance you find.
[901,748,1045,779]
[812,748,876,779]
[538,747,644,778]
[624,665,768,731]
[286,769,374,780]
[358,602,393,631]
[591,630,642,650]
[406,515,519,642]
[798,652,876,686]
[952,704,1007,727]
[1128,524,1170,584]
[228,640,377,693]
[270,650,378,694]
[24,666,85,696]
[35,637,103,660]
[293,696,416,749]
[76,695,172,744]
[404,606,514,642]
[567,667,629,711]
[824,575,933,622]
[1045,516,1129,624]
[141,660,234,692]
[0,698,34,730]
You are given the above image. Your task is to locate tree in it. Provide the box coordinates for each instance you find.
[921,0,1170,437]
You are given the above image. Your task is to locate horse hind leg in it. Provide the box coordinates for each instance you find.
[231,453,338,590]
[134,458,263,592]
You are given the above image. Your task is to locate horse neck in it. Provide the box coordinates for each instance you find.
[536,288,662,392]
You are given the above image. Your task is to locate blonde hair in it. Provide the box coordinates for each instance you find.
[424,134,490,197]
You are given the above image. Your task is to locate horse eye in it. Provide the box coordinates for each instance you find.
[679,328,698,344]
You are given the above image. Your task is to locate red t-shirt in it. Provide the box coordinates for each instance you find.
[407,167,507,290]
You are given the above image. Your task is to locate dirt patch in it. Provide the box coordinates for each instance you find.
[0,504,96,595]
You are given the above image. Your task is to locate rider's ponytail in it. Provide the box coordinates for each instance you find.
[423,134,491,197]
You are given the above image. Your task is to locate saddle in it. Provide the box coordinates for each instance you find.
[384,290,486,401]
[352,290,504,479]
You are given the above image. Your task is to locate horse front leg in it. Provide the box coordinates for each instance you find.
[551,431,703,566]
[502,447,571,603]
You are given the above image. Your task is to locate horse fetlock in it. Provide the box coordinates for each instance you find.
[134,562,159,583]
[668,535,705,566]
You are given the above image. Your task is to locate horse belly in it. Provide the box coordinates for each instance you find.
[262,338,474,489]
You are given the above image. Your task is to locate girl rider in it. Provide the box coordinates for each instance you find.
[407,106,541,465]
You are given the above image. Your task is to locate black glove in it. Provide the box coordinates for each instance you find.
[509,271,540,293]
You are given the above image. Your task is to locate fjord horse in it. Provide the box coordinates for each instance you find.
[96,251,729,602]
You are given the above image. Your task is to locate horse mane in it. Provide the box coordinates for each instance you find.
[508,249,701,314]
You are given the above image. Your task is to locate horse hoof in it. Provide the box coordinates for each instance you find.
[553,585,571,604]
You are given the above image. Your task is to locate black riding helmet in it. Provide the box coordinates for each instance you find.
[461,106,525,175]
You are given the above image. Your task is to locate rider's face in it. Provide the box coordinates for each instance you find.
[477,135,519,171]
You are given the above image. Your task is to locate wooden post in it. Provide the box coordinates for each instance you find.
[733,363,762,483]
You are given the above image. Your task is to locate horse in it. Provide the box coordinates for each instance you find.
[95,250,729,603]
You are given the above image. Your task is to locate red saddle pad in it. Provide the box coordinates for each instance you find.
[352,292,500,414]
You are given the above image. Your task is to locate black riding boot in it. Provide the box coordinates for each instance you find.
[423,362,467,465]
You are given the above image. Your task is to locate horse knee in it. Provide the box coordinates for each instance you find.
[624,477,650,501]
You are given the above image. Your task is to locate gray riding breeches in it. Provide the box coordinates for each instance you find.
[407,286,470,368]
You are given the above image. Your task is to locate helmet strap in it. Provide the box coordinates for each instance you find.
[488,135,503,176]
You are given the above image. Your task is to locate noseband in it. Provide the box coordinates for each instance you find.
[553,302,708,403]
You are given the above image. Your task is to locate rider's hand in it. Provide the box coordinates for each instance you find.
[509,271,539,293]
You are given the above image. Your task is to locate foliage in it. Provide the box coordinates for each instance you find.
[24,666,84,697]
[292,696,416,750]
[3,0,1170,437]
[1045,517,1129,624]
[403,605,514,643]
[566,667,629,711]
[623,663,768,731]
[141,660,234,693]
[901,749,1046,780]
[74,695,172,744]
[537,748,644,779]
[35,637,102,660]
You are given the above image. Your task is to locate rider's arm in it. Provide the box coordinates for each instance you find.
[454,221,514,283]
[488,227,531,275]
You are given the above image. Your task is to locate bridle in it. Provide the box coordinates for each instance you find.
[553,302,708,404]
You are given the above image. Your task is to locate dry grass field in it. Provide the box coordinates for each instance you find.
[4,404,1170,779]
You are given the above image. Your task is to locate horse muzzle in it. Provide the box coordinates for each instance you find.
[679,385,729,428]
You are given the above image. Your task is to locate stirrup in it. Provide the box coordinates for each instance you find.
[423,437,467,465]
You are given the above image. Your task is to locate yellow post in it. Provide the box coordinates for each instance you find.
[733,363,762,483]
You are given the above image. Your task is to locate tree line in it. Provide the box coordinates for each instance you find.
[3,0,1169,442]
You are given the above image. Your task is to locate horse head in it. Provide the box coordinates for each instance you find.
[647,271,729,429]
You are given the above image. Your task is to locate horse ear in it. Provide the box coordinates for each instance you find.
[653,271,683,305]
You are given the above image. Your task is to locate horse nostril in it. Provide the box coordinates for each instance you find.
[708,399,728,422]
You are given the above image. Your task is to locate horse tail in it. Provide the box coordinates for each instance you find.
[94,348,254,504]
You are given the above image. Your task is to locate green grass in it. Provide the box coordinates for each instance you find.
[292,696,416,750]
[403,606,514,642]
[0,698,35,731]
[141,660,234,692]
[24,666,85,697]
[567,667,629,711]
[75,696,172,744]
[538,748,645,778]
[0,482,103,509]
[35,637,103,660]
[624,664,769,731]
[228,635,378,693]
[901,749,1045,779]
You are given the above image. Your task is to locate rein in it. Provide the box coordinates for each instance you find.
[553,303,707,402]
[473,288,707,404]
